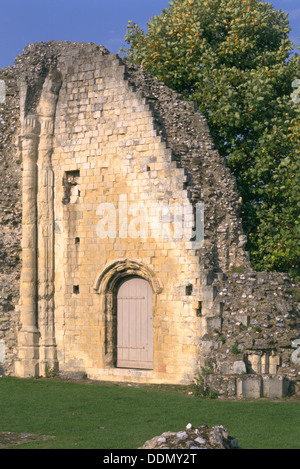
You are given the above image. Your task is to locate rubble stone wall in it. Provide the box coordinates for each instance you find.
[0,66,21,376]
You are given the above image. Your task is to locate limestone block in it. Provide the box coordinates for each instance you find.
[200,301,214,316]
[202,317,222,335]
[17,346,39,360]
[17,329,40,347]
[269,355,281,374]
[262,375,289,398]
[233,360,246,374]
[261,354,269,374]
[14,360,40,378]
[0,340,5,363]
[248,354,261,374]
[237,375,262,398]
[201,301,222,317]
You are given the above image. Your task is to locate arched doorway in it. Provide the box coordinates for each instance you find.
[116,277,153,369]
[93,259,162,369]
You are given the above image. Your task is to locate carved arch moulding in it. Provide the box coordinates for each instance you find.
[93,259,163,296]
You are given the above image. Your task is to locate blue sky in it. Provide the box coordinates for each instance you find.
[0,0,299,69]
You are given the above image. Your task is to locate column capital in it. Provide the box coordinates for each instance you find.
[20,115,40,139]
[40,118,54,135]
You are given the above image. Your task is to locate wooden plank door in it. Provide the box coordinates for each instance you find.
[117,277,153,369]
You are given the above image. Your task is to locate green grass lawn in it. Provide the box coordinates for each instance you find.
[0,377,299,449]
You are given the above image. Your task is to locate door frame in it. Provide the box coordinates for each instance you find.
[116,275,153,369]
[93,259,162,369]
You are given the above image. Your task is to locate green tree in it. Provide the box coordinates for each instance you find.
[120,0,300,278]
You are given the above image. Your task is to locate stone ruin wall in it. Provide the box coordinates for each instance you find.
[49,44,202,383]
[0,41,299,397]
[124,62,300,395]
[0,65,21,375]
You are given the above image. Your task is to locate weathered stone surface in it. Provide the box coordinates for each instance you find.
[0,432,55,449]
[237,375,262,398]
[139,423,241,449]
[0,64,21,376]
[233,360,247,374]
[0,339,5,363]
[262,375,289,399]
[58,371,87,381]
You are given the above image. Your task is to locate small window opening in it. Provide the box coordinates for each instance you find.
[75,237,80,244]
[63,170,80,204]
[186,284,193,296]
[73,285,80,294]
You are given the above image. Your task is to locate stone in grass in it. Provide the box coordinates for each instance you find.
[139,424,242,449]
[0,432,55,449]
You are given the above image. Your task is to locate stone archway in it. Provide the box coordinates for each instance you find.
[93,259,162,368]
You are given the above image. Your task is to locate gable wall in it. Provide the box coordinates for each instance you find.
[51,50,203,383]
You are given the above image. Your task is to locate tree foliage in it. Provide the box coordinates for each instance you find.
[120,0,300,278]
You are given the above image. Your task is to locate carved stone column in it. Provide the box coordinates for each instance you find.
[37,119,57,375]
[16,68,62,378]
[15,116,40,377]
[36,71,62,376]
